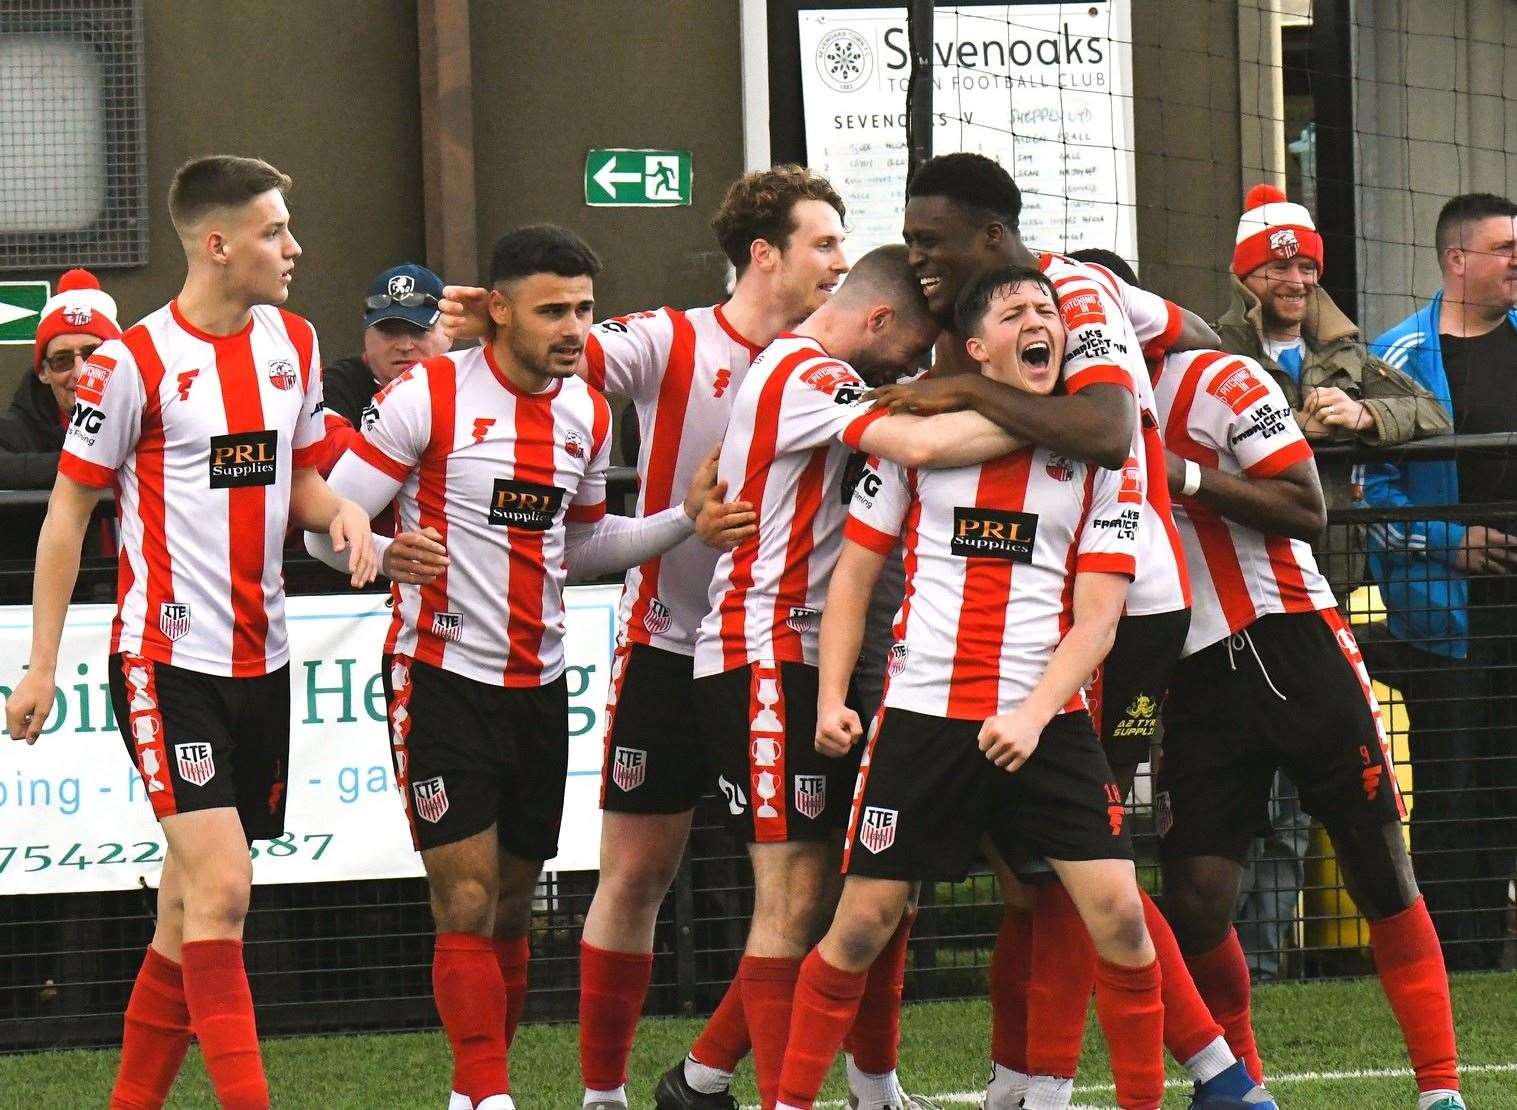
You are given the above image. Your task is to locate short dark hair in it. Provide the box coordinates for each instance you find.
[712,166,847,274]
[907,152,1021,231]
[1435,192,1517,259]
[168,155,291,232]
[489,224,601,285]
[954,264,1057,338]
[1068,247,1139,288]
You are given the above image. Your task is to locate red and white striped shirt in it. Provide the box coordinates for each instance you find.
[693,334,886,678]
[1038,253,1191,617]
[1151,349,1334,655]
[59,301,325,677]
[584,304,762,654]
[336,346,611,686]
[845,446,1139,719]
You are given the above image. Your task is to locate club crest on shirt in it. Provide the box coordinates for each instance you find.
[1045,455,1075,482]
[488,478,564,529]
[643,596,672,636]
[158,602,192,641]
[887,641,909,677]
[412,776,449,823]
[266,358,297,391]
[951,508,1038,563]
[786,606,821,634]
[858,806,898,854]
[563,429,586,459]
[174,742,216,787]
[209,430,278,488]
[430,611,463,642]
[612,746,647,792]
[794,774,826,819]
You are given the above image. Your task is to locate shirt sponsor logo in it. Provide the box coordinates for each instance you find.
[1059,289,1106,330]
[1117,457,1143,505]
[786,606,821,634]
[430,611,463,642]
[266,358,297,391]
[1092,506,1141,542]
[1269,227,1300,259]
[174,742,216,787]
[1207,363,1270,415]
[799,361,855,395]
[612,746,647,792]
[1066,331,1127,362]
[412,776,450,823]
[73,354,115,405]
[1230,402,1291,445]
[952,507,1038,562]
[488,478,564,529]
[1111,694,1158,740]
[67,401,105,445]
[846,457,880,506]
[858,805,898,853]
[209,430,278,488]
[158,602,192,642]
[794,774,826,819]
[643,596,672,636]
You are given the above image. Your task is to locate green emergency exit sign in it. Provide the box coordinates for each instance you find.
[585,149,692,207]
[0,280,51,344]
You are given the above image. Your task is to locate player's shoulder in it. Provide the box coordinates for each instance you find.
[592,305,675,342]
[1170,350,1278,414]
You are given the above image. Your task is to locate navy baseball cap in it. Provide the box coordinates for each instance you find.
[363,263,443,329]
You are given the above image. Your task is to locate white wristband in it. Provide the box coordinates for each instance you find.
[1181,460,1202,497]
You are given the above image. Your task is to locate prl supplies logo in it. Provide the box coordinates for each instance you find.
[951,507,1039,563]
[209,430,278,488]
[488,478,563,530]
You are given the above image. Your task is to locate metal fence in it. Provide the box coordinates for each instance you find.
[2,451,1515,1052]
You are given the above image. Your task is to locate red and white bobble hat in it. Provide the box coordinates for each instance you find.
[1231,184,1324,278]
[34,268,122,370]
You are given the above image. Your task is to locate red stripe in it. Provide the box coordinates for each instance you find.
[946,451,1033,719]
[121,654,178,819]
[588,386,611,457]
[626,309,696,645]
[1061,468,1099,641]
[1319,609,1406,819]
[1245,438,1312,479]
[1065,364,1131,394]
[893,469,922,644]
[717,348,815,670]
[1264,535,1315,611]
[841,709,886,872]
[843,515,897,556]
[583,333,607,392]
[385,655,422,849]
[58,453,115,488]
[503,391,556,683]
[748,663,788,842]
[410,358,456,668]
[111,491,134,656]
[216,334,270,676]
[120,328,173,663]
[1142,423,1192,606]
[352,436,413,482]
[769,446,829,662]
[598,644,634,808]
[277,309,316,392]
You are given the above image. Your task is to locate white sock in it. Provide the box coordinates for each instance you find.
[985,1061,1033,1109]
[447,1093,473,1110]
[474,1097,516,1110]
[684,1054,733,1095]
[1021,1073,1074,1110]
[1183,1034,1237,1085]
[584,1086,627,1106]
[845,1053,899,1105]
[1418,1091,1465,1110]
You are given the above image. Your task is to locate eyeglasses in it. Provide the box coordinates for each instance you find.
[43,345,100,374]
[364,291,439,311]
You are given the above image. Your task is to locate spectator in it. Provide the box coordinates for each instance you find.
[321,262,449,427]
[1366,191,1517,970]
[0,269,121,489]
[1213,184,1451,599]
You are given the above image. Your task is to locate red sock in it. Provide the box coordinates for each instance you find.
[739,955,802,1109]
[843,908,914,1073]
[578,941,654,1091]
[1094,958,1164,1110]
[111,946,192,1110]
[433,933,509,1102]
[180,939,268,1110]
[495,936,530,1048]
[1027,882,1097,1079]
[690,975,751,1072]
[1368,897,1460,1093]
[988,908,1034,1072]
[1185,929,1263,1083]
[777,949,868,1109]
[1140,890,1225,1064]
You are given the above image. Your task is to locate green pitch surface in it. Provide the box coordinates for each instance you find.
[2,973,1513,1108]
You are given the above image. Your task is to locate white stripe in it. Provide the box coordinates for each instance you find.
[1380,332,1424,369]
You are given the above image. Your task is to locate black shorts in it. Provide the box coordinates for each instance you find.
[1092,608,1190,771]
[382,654,569,858]
[1157,609,1405,864]
[600,643,712,815]
[697,661,863,844]
[107,653,290,840]
[843,708,1132,882]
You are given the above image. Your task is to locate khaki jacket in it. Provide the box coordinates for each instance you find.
[1213,278,1452,598]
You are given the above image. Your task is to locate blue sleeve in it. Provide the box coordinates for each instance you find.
[1361,461,1466,568]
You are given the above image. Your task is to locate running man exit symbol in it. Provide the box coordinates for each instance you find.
[585,149,692,207]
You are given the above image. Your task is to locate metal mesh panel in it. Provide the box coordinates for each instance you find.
[0,0,146,270]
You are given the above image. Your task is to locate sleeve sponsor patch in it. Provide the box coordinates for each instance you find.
[1206,362,1270,415]
[1059,288,1106,330]
[800,360,866,404]
[73,354,117,405]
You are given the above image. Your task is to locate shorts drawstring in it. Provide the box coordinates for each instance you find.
[1226,629,1289,702]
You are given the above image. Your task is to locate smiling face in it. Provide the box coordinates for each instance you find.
[1242,255,1318,335]
[902,194,1005,325]
[772,198,850,319]
[39,331,100,416]
[964,279,1065,395]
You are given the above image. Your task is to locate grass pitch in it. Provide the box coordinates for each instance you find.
[0,973,1513,1108]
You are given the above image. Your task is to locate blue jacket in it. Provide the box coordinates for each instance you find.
[1364,292,1517,658]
